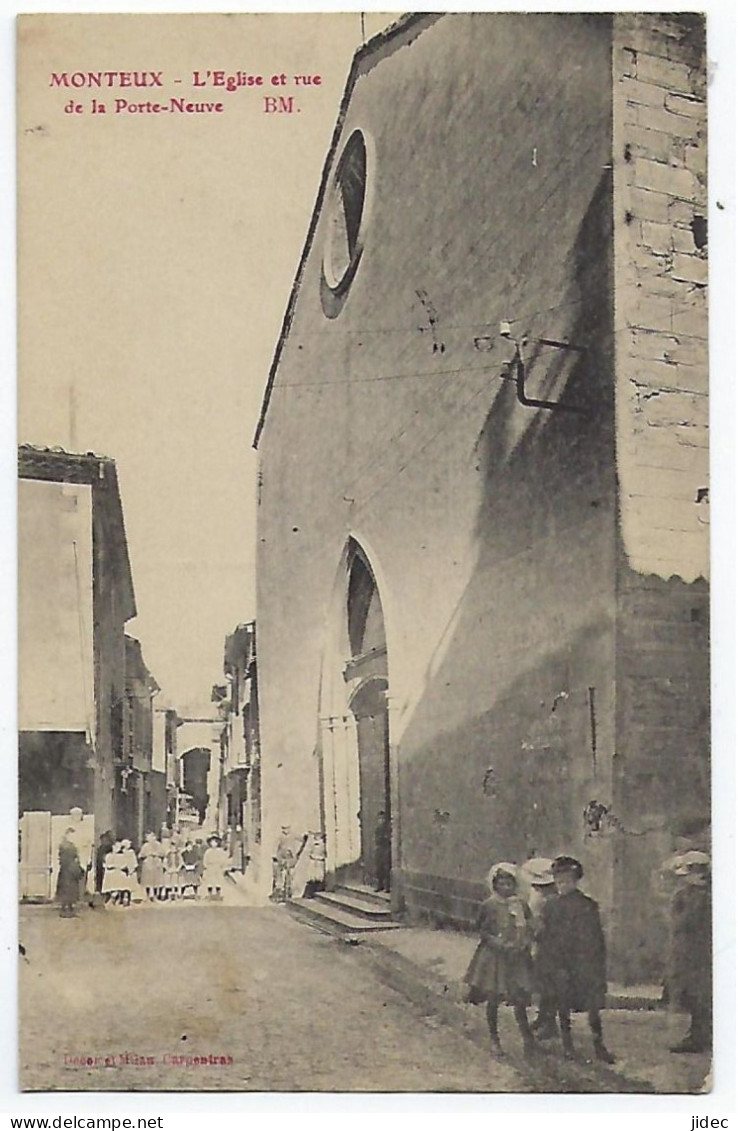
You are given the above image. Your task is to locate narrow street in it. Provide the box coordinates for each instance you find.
[19,903,525,1093]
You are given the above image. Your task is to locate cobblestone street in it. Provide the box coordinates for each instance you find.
[19,903,525,1093]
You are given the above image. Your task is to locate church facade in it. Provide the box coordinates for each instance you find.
[253,13,708,981]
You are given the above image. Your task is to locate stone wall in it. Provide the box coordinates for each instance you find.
[613,13,708,581]
[611,14,709,981]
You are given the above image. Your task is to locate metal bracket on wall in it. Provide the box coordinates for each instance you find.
[512,338,588,415]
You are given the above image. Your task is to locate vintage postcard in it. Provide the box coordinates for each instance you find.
[17,10,715,1096]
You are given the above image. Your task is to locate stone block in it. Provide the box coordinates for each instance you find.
[674,425,709,452]
[672,306,708,340]
[636,324,706,366]
[664,333,708,367]
[668,138,688,168]
[665,92,706,120]
[636,272,690,299]
[623,466,706,502]
[634,158,696,200]
[674,363,708,395]
[625,360,680,393]
[641,390,708,429]
[625,494,703,536]
[635,104,702,140]
[620,77,669,108]
[640,220,673,255]
[624,291,674,333]
[621,25,701,68]
[628,329,680,362]
[630,243,672,277]
[625,186,671,223]
[636,53,694,94]
[671,227,698,254]
[671,253,708,285]
[615,45,638,78]
[658,526,711,564]
[631,426,709,474]
[625,125,674,164]
[668,198,695,225]
[684,145,706,175]
[629,360,707,395]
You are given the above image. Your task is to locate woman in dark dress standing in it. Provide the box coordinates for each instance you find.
[94,829,114,894]
[57,828,84,918]
[667,851,711,1053]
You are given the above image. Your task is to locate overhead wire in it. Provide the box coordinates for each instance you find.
[269,363,505,560]
[350,369,505,517]
[284,294,589,338]
[339,361,512,498]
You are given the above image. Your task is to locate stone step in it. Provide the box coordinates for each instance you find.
[334,882,391,909]
[287,897,404,940]
[314,889,393,920]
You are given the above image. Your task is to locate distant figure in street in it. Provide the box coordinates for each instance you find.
[101,841,125,904]
[520,857,559,1040]
[293,830,325,898]
[67,807,93,898]
[57,827,85,918]
[230,825,246,873]
[667,851,712,1054]
[374,810,391,893]
[464,862,536,1058]
[139,832,164,901]
[163,834,183,901]
[273,825,301,903]
[193,837,206,880]
[202,834,229,900]
[95,830,114,894]
[180,839,201,898]
[117,839,139,907]
[537,856,615,1064]
[303,832,327,898]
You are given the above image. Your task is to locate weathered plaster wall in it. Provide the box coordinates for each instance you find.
[257,12,618,924]
[18,479,94,733]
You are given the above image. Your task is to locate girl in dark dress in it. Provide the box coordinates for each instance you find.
[464,862,536,1058]
[538,855,615,1063]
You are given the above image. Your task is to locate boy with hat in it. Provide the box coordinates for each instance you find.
[538,855,615,1063]
[521,857,559,1040]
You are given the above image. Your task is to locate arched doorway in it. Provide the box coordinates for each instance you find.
[320,539,392,890]
[179,747,210,825]
[349,678,390,889]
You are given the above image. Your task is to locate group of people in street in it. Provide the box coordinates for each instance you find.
[271,826,327,902]
[56,807,712,1067]
[269,811,387,903]
[56,824,239,913]
[131,827,230,904]
[464,850,712,1063]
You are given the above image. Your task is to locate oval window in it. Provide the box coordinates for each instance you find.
[322,130,371,307]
